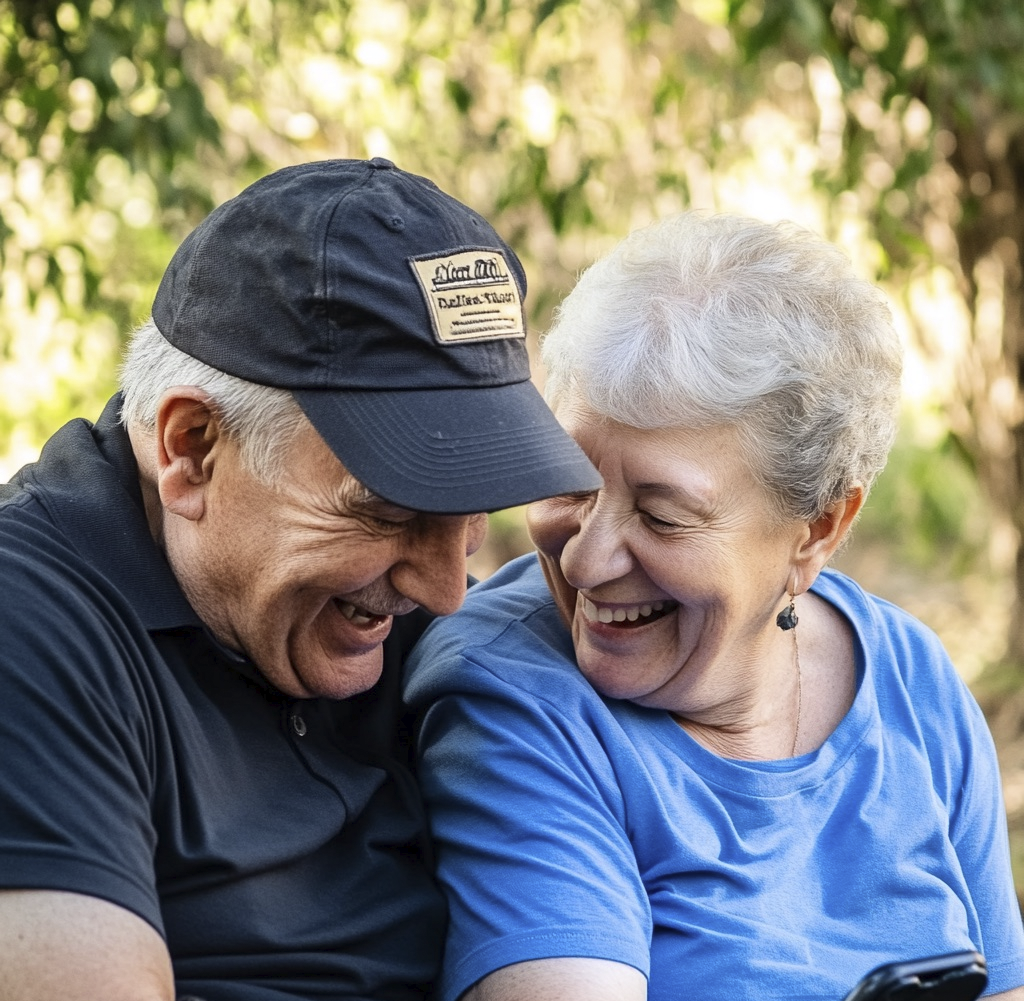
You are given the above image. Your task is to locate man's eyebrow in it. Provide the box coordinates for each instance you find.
[347,482,381,506]
[346,483,417,515]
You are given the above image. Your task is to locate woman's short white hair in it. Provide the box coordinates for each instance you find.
[119,318,309,484]
[541,212,903,521]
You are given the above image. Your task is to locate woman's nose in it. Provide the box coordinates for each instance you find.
[559,500,633,591]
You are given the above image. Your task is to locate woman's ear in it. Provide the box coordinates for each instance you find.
[154,388,222,523]
[793,485,865,592]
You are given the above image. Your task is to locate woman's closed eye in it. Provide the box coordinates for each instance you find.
[640,509,681,531]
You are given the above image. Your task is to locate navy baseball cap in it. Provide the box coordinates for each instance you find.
[151,158,601,513]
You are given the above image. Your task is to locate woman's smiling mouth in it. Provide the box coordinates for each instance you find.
[580,596,678,626]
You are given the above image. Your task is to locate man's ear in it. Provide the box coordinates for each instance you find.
[155,388,223,523]
[792,484,865,593]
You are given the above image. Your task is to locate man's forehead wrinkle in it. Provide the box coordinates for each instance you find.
[347,480,378,506]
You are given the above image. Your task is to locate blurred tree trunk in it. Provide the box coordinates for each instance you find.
[949,124,1024,664]
[729,0,1024,680]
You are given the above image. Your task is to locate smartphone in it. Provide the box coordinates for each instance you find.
[842,951,987,1001]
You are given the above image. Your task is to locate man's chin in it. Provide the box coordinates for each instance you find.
[254,631,390,701]
[300,636,390,700]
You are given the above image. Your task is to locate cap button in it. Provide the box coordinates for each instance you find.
[368,157,395,170]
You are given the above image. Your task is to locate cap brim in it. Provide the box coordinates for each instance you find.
[293,380,602,514]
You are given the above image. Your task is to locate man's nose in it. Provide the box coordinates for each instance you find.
[391,514,487,616]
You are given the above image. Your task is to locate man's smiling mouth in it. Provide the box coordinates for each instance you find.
[580,597,678,626]
[333,599,391,626]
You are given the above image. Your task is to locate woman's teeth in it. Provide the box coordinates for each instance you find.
[581,597,669,624]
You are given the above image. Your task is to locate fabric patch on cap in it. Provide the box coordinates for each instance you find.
[409,249,526,344]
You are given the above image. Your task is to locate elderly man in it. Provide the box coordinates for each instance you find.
[0,159,600,1001]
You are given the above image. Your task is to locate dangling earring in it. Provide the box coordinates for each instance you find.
[776,593,798,631]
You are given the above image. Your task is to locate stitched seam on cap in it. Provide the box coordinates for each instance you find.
[318,166,376,389]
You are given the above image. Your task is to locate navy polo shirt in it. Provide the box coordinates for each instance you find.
[0,396,445,1000]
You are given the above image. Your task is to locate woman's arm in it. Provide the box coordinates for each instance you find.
[406,612,653,1001]
[463,957,646,1001]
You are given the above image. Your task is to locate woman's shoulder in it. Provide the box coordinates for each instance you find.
[426,551,560,648]
[813,567,985,739]
[813,566,954,671]
[403,553,586,705]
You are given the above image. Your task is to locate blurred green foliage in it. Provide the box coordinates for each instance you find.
[728,0,1024,665]
[858,419,990,577]
[0,0,754,472]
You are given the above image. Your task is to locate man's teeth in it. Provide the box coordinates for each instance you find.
[337,602,379,625]
[581,597,667,624]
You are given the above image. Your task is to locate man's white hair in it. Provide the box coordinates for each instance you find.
[119,319,309,484]
[541,212,903,522]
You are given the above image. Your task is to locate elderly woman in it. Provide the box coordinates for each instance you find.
[403,213,1024,1001]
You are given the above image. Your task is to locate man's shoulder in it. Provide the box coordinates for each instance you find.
[0,477,26,505]
[0,409,116,549]
[0,416,173,698]
[0,523,152,707]
[0,445,56,526]
[0,478,91,611]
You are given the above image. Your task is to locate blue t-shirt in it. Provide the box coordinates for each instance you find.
[404,554,1024,1001]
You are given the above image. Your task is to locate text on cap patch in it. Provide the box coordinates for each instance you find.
[409,249,526,344]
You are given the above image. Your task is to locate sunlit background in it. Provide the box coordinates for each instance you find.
[2,0,1023,893]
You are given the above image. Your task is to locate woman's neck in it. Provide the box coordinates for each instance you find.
[671,592,857,761]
